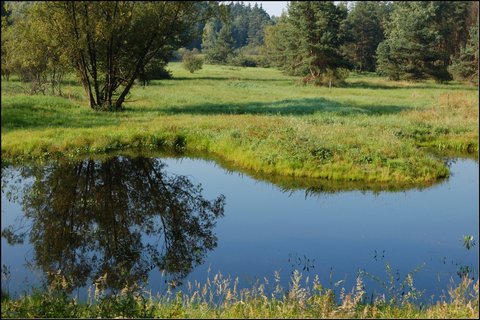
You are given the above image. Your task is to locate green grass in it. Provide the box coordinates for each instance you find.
[1,63,478,186]
[1,270,478,318]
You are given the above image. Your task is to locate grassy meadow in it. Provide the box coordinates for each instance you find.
[1,63,478,186]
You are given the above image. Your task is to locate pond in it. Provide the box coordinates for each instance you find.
[1,155,478,303]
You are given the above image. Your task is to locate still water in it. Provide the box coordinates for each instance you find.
[1,156,478,302]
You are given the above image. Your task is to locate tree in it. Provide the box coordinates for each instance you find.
[246,3,271,47]
[264,1,351,86]
[434,1,478,67]
[263,14,293,69]
[206,22,235,64]
[182,48,204,73]
[36,1,208,111]
[201,18,219,61]
[1,1,12,80]
[449,19,479,84]
[3,3,69,94]
[376,1,458,82]
[343,1,391,72]
[231,2,249,48]
[137,56,172,87]
[200,2,272,64]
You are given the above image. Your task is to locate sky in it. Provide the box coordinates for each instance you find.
[242,1,289,17]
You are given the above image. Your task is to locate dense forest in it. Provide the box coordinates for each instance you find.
[1,1,478,109]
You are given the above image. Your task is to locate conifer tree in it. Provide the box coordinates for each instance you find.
[265,1,351,85]
[376,2,453,82]
[343,1,390,72]
[205,22,235,64]
[449,19,479,84]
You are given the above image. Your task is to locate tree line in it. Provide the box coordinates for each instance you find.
[264,1,478,85]
[1,1,478,111]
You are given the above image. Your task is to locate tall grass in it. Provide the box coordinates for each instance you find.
[1,269,478,318]
[1,63,478,185]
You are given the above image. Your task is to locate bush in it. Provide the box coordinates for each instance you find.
[182,49,204,73]
[228,45,271,68]
[228,53,257,67]
[137,57,172,86]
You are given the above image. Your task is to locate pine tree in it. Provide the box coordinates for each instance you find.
[343,1,390,72]
[376,2,453,82]
[265,1,350,85]
[449,19,479,84]
[434,1,477,66]
[246,3,271,47]
[206,22,235,64]
[231,4,248,48]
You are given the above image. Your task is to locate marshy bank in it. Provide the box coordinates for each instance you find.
[1,64,478,185]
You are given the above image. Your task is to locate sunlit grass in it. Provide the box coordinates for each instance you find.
[1,63,478,185]
[1,269,478,318]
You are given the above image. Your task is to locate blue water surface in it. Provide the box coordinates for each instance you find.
[1,157,478,302]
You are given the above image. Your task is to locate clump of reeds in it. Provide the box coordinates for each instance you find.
[1,267,478,318]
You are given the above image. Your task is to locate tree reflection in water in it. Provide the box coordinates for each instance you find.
[1,156,225,293]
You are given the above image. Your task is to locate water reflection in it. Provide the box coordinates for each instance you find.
[1,156,225,293]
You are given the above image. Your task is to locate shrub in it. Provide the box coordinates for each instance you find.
[228,46,271,68]
[182,49,204,73]
[137,57,172,86]
[228,53,257,67]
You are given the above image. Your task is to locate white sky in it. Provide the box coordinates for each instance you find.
[242,1,289,17]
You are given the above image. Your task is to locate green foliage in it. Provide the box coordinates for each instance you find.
[28,1,208,111]
[309,68,350,87]
[201,19,218,55]
[204,22,235,64]
[449,20,479,85]
[343,1,391,72]
[264,1,351,86]
[263,14,292,69]
[463,235,476,250]
[182,49,204,73]
[1,1,12,80]
[244,3,272,47]
[227,46,270,68]
[375,2,475,82]
[230,2,272,48]
[200,3,272,66]
[2,3,69,94]
[228,53,257,68]
[138,57,172,87]
[434,1,477,66]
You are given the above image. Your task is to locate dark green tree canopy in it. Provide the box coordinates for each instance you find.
[201,2,272,64]
[264,1,351,85]
[205,21,235,64]
[449,19,479,84]
[343,1,391,72]
[376,1,477,82]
